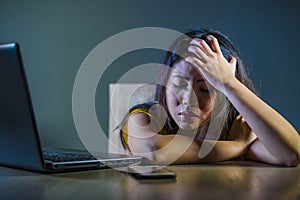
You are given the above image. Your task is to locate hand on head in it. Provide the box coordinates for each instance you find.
[185,35,237,93]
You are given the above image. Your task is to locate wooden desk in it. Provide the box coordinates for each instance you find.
[0,161,299,200]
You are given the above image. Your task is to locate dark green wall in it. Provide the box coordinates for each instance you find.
[0,0,299,149]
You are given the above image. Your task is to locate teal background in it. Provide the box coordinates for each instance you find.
[0,0,299,149]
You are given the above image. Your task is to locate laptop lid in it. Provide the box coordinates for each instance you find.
[0,43,142,172]
[0,43,45,171]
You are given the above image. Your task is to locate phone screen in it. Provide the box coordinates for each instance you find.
[128,165,177,179]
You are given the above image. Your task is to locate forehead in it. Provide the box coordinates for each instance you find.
[171,60,204,80]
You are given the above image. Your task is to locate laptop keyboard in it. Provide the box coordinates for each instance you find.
[43,149,97,163]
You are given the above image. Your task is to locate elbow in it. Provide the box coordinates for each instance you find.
[288,146,300,167]
[150,151,170,165]
[278,139,300,167]
[281,150,300,167]
[290,150,300,166]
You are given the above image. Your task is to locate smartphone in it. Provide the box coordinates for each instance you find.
[128,165,177,179]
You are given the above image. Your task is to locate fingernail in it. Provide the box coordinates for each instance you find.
[207,35,213,41]
[185,57,192,62]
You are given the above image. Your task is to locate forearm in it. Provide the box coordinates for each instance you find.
[224,78,300,163]
[152,135,246,164]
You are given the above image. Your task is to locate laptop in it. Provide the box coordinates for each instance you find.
[0,42,142,172]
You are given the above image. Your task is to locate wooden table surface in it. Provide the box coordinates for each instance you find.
[0,160,299,200]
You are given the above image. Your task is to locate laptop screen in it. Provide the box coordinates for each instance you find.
[0,43,44,171]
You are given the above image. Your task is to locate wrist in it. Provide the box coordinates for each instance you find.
[223,77,240,96]
[232,140,249,157]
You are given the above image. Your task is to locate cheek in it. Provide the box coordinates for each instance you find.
[166,89,179,107]
[197,93,216,113]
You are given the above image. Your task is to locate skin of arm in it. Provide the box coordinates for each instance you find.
[127,112,255,164]
[225,77,300,166]
[185,35,300,166]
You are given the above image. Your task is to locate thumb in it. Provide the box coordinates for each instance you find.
[229,56,237,76]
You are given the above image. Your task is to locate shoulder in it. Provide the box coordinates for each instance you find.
[128,101,166,134]
[128,102,161,126]
[129,111,151,126]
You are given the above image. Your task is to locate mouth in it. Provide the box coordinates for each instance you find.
[178,111,200,118]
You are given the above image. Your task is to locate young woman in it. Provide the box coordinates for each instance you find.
[118,28,300,166]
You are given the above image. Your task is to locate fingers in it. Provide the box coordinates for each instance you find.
[237,116,252,132]
[189,35,222,56]
[229,56,237,75]
[187,46,208,62]
[207,35,222,54]
[190,38,214,57]
[236,115,242,120]
[230,56,237,65]
[185,56,205,70]
[188,38,213,65]
[236,115,246,123]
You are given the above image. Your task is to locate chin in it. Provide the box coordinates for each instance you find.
[178,123,199,133]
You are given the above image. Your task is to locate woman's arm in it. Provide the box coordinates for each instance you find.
[225,77,300,166]
[127,112,255,164]
[186,35,300,166]
[152,135,253,164]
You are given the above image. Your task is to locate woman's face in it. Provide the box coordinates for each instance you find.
[166,60,216,131]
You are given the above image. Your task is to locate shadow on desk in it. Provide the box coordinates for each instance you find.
[207,159,284,167]
[0,165,40,177]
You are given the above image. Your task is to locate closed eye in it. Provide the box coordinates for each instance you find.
[172,83,187,89]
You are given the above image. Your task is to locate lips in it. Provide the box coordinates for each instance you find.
[178,111,200,118]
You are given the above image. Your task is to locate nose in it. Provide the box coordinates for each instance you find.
[182,86,198,106]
